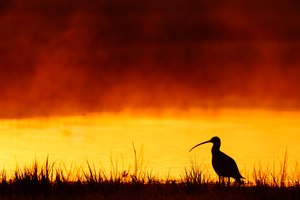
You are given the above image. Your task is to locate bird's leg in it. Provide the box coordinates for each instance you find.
[217,176,224,189]
[219,176,226,188]
[227,177,230,187]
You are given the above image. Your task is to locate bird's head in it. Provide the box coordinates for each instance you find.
[210,136,221,145]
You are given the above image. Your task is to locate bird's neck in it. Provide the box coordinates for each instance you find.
[211,144,220,153]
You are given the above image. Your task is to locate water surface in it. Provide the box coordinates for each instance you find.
[0,109,299,180]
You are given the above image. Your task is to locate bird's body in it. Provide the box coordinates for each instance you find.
[189,136,244,185]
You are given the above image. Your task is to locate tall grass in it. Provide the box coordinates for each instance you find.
[183,158,209,185]
[252,149,299,187]
[0,148,298,199]
[82,143,150,185]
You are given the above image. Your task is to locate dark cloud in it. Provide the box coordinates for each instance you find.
[1,0,300,117]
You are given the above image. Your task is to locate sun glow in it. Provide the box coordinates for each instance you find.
[0,109,299,180]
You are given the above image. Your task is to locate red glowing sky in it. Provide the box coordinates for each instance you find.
[1,0,300,117]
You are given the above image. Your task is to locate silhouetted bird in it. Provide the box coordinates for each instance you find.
[189,136,244,185]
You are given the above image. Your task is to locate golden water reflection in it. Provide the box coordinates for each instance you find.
[0,109,299,180]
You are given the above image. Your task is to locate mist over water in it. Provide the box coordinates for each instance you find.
[1,1,300,118]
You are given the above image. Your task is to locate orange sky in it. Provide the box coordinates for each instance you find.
[1,0,300,118]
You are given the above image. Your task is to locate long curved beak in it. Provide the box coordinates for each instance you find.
[189,139,211,152]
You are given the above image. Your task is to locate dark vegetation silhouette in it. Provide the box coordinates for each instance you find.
[189,136,244,186]
[0,145,297,199]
